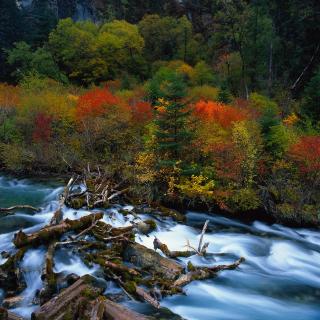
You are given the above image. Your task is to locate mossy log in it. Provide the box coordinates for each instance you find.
[84,296,154,320]
[31,275,103,320]
[39,243,57,305]
[13,212,103,248]
[123,243,183,279]
[0,248,27,294]
[32,274,153,320]
[0,308,23,320]
[104,260,140,276]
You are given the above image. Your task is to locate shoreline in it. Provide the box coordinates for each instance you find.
[1,168,318,229]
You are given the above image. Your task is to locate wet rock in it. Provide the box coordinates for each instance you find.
[123,243,183,279]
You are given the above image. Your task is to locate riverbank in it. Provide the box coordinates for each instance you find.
[2,166,318,229]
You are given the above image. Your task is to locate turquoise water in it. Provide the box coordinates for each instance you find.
[0,175,319,320]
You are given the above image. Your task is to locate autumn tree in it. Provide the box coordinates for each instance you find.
[76,87,134,171]
[288,136,320,175]
[194,100,246,128]
[49,18,144,84]
[32,112,53,143]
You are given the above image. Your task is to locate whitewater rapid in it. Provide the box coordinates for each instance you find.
[0,176,319,320]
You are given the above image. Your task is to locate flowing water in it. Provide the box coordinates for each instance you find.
[0,175,319,320]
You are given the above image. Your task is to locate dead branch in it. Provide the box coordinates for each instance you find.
[173,257,245,287]
[0,205,40,213]
[198,219,210,255]
[153,237,195,258]
[105,260,140,276]
[107,188,129,201]
[49,208,63,225]
[135,286,160,309]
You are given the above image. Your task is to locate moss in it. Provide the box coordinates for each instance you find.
[158,206,186,222]
[62,306,73,320]
[144,219,157,231]
[119,209,130,216]
[187,261,195,272]
[70,197,86,209]
[81,287,99,300]
[123,281,137,295]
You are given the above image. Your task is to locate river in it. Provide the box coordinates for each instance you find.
[0,175,319,320]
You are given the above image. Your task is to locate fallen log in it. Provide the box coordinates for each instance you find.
[173,257,245,287]
[13,212,103,248]
[102,297,154,320]
[0,205,40,213]
[123,243,183,279]
[105,260,140,276]
[31,275,103,320]
[7,312,23,320]
[32,273,153,320]
[39,242,57,304]
[0,308,23,320]
[135,286,160,309]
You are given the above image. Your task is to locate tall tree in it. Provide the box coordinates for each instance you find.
[0,0,23,81]
[149,68,193,170]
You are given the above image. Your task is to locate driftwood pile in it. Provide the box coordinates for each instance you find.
[0,171,245,319]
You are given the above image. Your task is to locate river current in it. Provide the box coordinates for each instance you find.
[0,175,319,320]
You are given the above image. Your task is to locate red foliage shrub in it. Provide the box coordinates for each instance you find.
[194,100,247,128]
[288,136,320,173]
[131,101,153,122]
[76,88,119,120]
[209,142,243,182]
[33,113,52,143]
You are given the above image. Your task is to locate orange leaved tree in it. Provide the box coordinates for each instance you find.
[288,136,320,174]
[194,100,247,128]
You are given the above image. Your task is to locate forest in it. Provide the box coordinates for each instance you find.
[0,0,319,228]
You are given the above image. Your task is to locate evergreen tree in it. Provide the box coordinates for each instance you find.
[0,0,23,81]
[217,83,232,104]
[302,68,320,123]
[22,0,57,47]
[149,68,193,170]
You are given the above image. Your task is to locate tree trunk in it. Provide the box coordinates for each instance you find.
[14,212,103,248]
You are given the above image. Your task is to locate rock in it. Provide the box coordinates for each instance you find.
[123,243,183,279]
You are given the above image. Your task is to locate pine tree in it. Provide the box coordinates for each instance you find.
[0,0,23,81]
[149,68,193,171]
[22,0,57,47]
[217,83,232,104]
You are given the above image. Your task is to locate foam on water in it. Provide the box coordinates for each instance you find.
[54,249,99,276]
